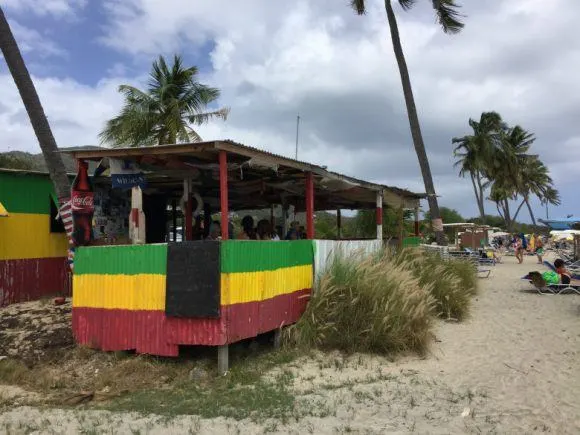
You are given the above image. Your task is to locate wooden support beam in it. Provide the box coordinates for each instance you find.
[376,190,383,241]
[337,209,342,240]
[219,150,229,240]
[184,179,193,241]
[305,172,314,239]
[270,204,275,231]
[172,199,177,241]
[204,203,211,239]
[414,207,420,236]
[217,345,229,374]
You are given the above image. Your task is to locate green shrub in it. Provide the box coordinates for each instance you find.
[286,250,436,356]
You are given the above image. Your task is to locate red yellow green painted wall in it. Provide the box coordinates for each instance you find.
[0,170,69,306]
[72,241,314,356]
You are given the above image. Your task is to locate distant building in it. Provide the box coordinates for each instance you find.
[539,218,579,231]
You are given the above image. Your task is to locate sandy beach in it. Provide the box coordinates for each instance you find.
[1,253,579,434]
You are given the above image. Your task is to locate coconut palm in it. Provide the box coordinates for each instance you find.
[0,6,70,200]
[350,0,464,245]
[486,126,552,231]
[517,156,560,226]
[100,55,229,147]
[453,112,504,220]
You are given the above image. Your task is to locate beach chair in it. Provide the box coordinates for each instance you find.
[464,248,496,266]
[478,268,491,278]
[555,249,579,267]
[525,271,580,295]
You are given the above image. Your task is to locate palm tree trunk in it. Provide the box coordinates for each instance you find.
[384,0,445,245]
[503,199,513,232]
[0,7,70,200]
[495,202,504,220]
[469,174,483,218]
[524,197,537,226]
[512,198,526,226]
[475,172,486,220]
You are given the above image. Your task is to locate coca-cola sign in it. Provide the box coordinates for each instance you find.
[71,191,94,213]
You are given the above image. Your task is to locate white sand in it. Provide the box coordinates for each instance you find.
[1,254,579,434]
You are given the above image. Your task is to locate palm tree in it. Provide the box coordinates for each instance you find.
[453,112,504,220]
[517,156,560,225]
[100,55,229,146]
[486,126,551,231]
[0,6,70,200]
[350,0,464,245]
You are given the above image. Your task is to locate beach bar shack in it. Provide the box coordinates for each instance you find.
[64,141,423,371]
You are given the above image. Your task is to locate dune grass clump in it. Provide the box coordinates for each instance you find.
[286,250,436,356]
[392,248,477,321]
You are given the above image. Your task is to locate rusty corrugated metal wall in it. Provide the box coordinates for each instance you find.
[72,240,314,355]
[0,171,70,306]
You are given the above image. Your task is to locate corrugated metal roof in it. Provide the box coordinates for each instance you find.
[60,139,426,200]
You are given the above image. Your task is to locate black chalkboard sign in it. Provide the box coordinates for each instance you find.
[165,241,220,318]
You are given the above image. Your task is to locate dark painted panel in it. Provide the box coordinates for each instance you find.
[165,241,220,318]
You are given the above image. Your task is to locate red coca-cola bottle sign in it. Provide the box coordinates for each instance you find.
[71,160,94,246]
[71,191,94,213]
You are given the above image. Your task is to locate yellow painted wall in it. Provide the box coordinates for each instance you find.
[221,264,313,305]
[0,212,68,261]
[73,273,166,310]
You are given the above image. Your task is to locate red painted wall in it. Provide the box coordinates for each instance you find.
[0,257,71,307]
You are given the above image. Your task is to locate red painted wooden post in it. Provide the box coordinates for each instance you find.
[376,190,383,240]
[305,172,314,239]
[219,150,229,240]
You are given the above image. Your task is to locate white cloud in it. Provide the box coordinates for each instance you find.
[0,0,87,18]
[1,0,579,219]
[6,20,66,58]
[0,74,123,153]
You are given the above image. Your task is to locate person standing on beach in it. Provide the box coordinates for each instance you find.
[515,233,528,264]
[515,236,524,264]
[535,236,544,264]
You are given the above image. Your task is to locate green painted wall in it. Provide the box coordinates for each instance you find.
[0,171,56,215]
[221,240,313,273]
[74,244,168,275]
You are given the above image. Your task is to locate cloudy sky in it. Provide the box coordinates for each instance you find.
[1,0,578,221]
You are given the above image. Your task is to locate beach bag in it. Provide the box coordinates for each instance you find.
[542,271,560,285]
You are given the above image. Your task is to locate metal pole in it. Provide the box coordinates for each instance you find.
[295,115,300,160]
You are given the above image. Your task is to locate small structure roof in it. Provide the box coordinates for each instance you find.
[442,222,494,229]
[62,140,424,211]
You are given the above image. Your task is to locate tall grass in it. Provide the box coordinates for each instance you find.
[286,247,477,356]
[287,250,436,356]
[392,248,477,321]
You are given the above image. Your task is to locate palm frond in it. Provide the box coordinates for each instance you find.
[398,0,417,11]
[100,54,228,146]
[431,0,464,34]
[188,107,230,126]
[350,0,366,15]
[186,125,203,142]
